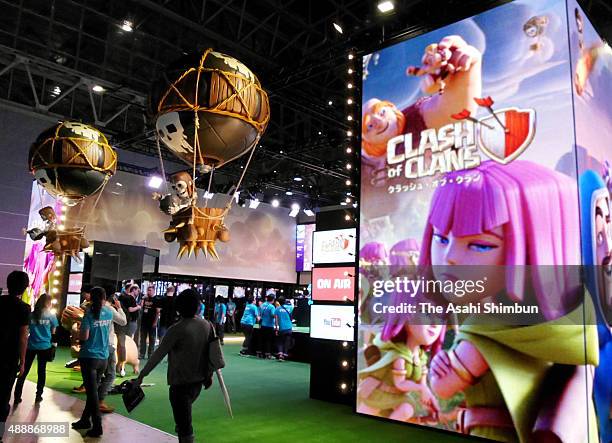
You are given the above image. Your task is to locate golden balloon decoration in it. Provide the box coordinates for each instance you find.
[27,121,117,259]
[150,49,270,260]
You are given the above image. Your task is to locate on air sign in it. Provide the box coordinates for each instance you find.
[312,266,355,302]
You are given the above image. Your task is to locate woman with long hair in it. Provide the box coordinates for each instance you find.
[13,293,58,404]
[71,287,113,438]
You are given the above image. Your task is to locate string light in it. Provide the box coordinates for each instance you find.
[347,98,353,105]
[346,115,353,121]
[51,299,58,305]
[345,214,351,220]
[51,308,58,315]
[348,53,354,60]
[342,360,348,367]
[347,82,353,89]
[52,288,59,294]
[346,147,352,153]
[53,270,60,276]
[55,260,62,267]
[342,341,348,348]
[340,382,347,391]
[346,163,352,170]
[347,130,352,136]
[345,180,351,186]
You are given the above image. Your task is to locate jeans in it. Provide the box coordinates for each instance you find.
[169,382,202,439]
[214,322,225,343]
[14,348,49,400]
[139,326,157,358]
[127,321,138,339]
[260,326,275,356]
[241,324,253,351]
[226,314,235,333]
[98,346,116,400]
[0,360,18,427]
[276,330,292,357]
[79,358,107,428]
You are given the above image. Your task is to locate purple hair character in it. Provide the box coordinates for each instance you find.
[419,160,581,319]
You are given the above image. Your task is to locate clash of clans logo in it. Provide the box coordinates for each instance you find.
[386,97,536,179]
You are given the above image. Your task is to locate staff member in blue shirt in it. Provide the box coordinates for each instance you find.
[72,287,113,438]
[226,298,237,333]
[213,296,227,345]
[274,296,294,361]
[13,294,58,404]
[239,295,260,356]
[259,294,276,359]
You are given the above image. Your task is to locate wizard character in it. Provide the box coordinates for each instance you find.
[421,161,599,442]
[579,169,612,443]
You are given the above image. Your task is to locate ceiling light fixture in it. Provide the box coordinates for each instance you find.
[328,100,333,105]
[333,22,343,34]
[377,1,395,13]
[285,191,293,196]
[293,177,302,182]
[249,198,260,209]
[345,180,351,186]
[271,199,280,208]
[289,203,300,217]
[148,176,163,189]
[92,85,105,93]
[303,209,315,217]
[121,19,134,32]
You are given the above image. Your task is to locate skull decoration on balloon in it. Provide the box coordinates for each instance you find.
[150,49,269,260]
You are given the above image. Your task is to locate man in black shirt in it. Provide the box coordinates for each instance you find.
[158,286,178,340]
[139,286,160,359]
[0,271,30,438]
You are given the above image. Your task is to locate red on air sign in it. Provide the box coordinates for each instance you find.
[312,266,355,302]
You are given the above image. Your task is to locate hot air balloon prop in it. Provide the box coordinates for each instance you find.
[150,49,270,259]
[27,121,117,258]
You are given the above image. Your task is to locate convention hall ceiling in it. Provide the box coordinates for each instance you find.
[0,0,610,207]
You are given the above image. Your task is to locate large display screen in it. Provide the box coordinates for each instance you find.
[296,223,316,271]
[312,228,356,264]
[357,0,603,440]
[233,286,246,298]
[215,285,229,298]
[312,266,355,302]
[310,304,354,341]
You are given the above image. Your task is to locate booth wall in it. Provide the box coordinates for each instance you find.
[70,170,297,283]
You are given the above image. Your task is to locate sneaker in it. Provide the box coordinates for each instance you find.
[86,428,103,438]
[119,368,126,377]
[239,350,248,356]
[99,401,114,414]
[72,385,86,393]
[71,420,91,430]
[35,395,43,403]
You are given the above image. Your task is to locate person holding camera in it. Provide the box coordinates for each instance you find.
[13,293,58,404]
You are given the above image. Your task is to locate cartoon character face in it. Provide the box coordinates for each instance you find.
[362,99,404,155]
[406,323,443,347]
[430,226,506,302]
[593,194,612,321]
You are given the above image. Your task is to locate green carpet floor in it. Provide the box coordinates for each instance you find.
[31,345,473,443]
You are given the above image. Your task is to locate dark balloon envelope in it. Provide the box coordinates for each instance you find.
[29,121,117,205]
[150,49,270,169]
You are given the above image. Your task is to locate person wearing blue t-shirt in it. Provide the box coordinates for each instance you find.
[259,295,276,359]
[213,297,227,345]
[13,294,58,404]
[274,296,294,361]
[72,287,113,438]
[239,295,260,356]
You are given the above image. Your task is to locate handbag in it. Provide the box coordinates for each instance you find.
[120,380,145,413]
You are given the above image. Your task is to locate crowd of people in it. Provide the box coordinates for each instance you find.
[0,272,218,443]
[239,294,295,360]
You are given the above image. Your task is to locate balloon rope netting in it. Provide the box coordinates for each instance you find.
[155,49,270,134]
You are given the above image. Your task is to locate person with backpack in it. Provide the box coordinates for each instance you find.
[136,289,213,443]
[72,287,113,438]
[13,293,58,404]
[274,296,294,361]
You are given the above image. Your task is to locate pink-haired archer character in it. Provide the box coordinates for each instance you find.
[358,305,446,424]
[389,238,420,267]
[421,161,599,442]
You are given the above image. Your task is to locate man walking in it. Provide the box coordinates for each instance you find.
[136,290,213,443]
[213,296,226,345]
